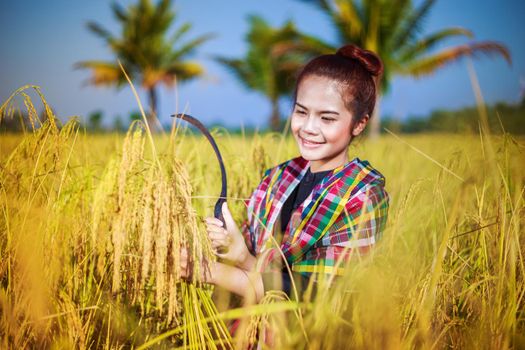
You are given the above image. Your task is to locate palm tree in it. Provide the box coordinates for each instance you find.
[293,0,511,137]
[76,0,213,130]
[216,15,309,131]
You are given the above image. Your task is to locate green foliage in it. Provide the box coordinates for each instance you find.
[297,0,509,90]
[384,101,525,134]
[87,110,104,131]
[216,15,309,131]
[112,115,126,132]
[76,0,213,128]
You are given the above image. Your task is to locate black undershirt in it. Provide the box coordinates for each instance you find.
[280,168,331,233]
[262,168,331,297]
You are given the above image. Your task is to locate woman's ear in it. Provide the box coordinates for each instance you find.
[352,114,370,136]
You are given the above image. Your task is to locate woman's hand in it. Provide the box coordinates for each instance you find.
[206,203,255,271]
[179,247,213,283]
[179,247,191,279]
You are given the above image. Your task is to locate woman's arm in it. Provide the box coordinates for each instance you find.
[208,261,264,302]
[180,248,263,302]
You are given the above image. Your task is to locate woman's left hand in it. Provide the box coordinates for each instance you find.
[179,247,193,280]
[205,203,255,270]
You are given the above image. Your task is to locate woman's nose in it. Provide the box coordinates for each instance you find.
[302,115,318,134]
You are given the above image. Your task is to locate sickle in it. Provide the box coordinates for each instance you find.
[171,113,227,226]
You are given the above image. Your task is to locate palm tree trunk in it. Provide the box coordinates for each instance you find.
[147,86,158,132]
[369,95,381,139]
[270,99,281,131]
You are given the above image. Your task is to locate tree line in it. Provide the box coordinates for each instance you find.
[382,98,525,135]
[2,99,524,135]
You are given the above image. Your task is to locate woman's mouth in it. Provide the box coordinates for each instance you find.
[299,136,324,148]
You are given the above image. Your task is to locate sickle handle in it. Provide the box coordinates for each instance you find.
[214,197,227,228]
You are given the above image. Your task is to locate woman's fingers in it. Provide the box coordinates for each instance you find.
[206,224,225,234]
[209,231,231,248]
[204,217,223,227]
[179,248,189,277]
[210,238,229,248]
[209,231,228,240]
[206,221,231,247]
[211,238,231,248]
[211,242,227,250]
[207,227,229,240]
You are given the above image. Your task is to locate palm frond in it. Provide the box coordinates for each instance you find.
[334,0,363,40]
[111,2,128,23]
[294,0,332,12]
[86,21,113,42]
[271,34,335,57]
[75,61,128,87]
[165,61,205,83]
[171,33,215,61]
[398,27,473,63]
[391,0,436,49]
[152,0,174,33]
[363,0,380,51]
[402,41,511,77]
[155,0,171,20]
[382,0,411,38]
[215,57,257,90]
[169,22,192,47]
[246,15,273,47]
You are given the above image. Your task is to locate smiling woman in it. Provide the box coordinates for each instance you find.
[183,44,389,314]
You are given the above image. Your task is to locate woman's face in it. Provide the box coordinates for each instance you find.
[291,75,368,172]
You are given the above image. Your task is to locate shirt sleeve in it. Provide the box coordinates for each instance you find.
[243,168,273,255]
[240,220,255,255]
[325,182,389,254]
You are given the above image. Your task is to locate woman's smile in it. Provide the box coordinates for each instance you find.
[298,135,325,148]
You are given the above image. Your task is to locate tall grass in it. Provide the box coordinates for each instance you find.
[0,85,524,348]
[0,86,232,348]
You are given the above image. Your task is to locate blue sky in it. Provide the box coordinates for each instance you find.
[1,0,524,129]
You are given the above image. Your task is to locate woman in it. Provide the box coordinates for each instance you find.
[182,44,389,302]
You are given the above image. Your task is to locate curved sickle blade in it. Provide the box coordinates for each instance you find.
[171,113,227,225]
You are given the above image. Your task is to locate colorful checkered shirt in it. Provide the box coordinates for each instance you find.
[243,156,389,276]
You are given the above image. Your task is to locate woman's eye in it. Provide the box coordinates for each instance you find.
[321,117,336,122]
[295,109,307,115]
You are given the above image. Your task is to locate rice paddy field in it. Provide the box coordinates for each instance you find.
[1,87,524,349]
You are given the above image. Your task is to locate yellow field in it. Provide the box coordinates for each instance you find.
[1,89,524,349]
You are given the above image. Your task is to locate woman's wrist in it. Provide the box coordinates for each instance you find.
[208,261,264,302]
[206,260,220,285]
[238,249,256,271]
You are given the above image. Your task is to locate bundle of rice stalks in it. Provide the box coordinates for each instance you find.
[91,123,232,348]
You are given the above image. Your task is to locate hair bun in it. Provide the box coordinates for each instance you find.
[336,44,384,77]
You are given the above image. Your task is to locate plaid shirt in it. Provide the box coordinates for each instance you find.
[243,156,389,276]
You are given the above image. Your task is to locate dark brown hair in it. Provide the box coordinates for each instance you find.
[294,44,384,123]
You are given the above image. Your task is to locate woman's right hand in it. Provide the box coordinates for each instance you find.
[205,202,255,271]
